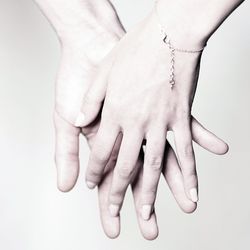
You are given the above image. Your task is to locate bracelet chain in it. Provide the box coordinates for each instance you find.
[155,2,206,89]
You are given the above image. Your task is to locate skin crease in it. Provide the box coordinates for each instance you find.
[79,0,244,224]
[35,0,231,240]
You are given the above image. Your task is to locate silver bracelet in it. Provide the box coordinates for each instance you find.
[154,2,206,89]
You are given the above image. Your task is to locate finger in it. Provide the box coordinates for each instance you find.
[162,141,197,213]
[109,131,143,217]
[140,129,167,220]
[131,155,159,240]
[85,122,119,189]
[98,162,120,239]
[97,132,123,239]
[173,121,198,203]
[133,152,159,239]
[54,111,80,192]
[191,116,229,155]
[75,53,115,127]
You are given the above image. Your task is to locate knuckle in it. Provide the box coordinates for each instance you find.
[182,203,197,214]
[123,113,146,128]
[116,163,134,178]
[174,105,191,121]
[130,111,145,124]
[185,173,198,187]
[183,168,197,179]
[110,188,123,198]
[181,144,194,158]
[145,188,157,197]
[141,189,157,204]
[91,150,109,165]
[88,167,102,178]
[146,156,162,170]
[109,192,123,205]
[55,152,79,164]
[167,172,180,185]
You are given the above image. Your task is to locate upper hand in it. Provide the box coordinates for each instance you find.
[79,11,206,216]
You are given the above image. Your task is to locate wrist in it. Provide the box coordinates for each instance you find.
[61,29,120,66]
[155,0,209,50]
[156,0,244,50]
[35,0,125,44]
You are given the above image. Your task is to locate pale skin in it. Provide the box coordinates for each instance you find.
[77,0,244,221]
[34,0,244,239]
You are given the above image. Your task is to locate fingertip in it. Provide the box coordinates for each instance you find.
[138,212,159,241]
[100,212,120,239]
[85,173,102,189]
[210,141,229,155]
[180,201,197,214]
[224,143,229,154]
[141,225,159,241]
[57,178,76,192]
[57,184,74,193]
[174,191,197,213]
[56,162,79,192]
[105,227,120,239]
[218,142,229,155]
[86,181,97,189]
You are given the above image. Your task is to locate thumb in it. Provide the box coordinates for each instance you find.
[54,111,80,192]
[74,55,115,128]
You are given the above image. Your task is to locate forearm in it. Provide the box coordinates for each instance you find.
[34,0,125,44]
[156,0,245,48]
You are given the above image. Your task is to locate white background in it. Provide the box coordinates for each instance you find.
[0,0,249,249]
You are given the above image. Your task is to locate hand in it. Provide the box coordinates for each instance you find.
[79,0,243,214]
[83,115,228,239]
[35,0,241,239]
[79,11,207,217]
[52,8,228,239]
[54,22,122,191]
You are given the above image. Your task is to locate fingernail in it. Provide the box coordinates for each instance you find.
[75,112,85,127]
[86,181,96,189]
[190,188,199,202]
[109,204,120,217]
[141,205,152,221]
